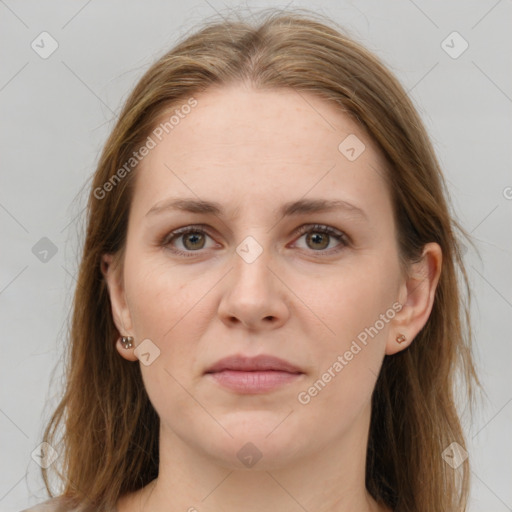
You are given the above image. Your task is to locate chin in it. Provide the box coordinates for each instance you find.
[212,440,305,472]
[198,417,307,471]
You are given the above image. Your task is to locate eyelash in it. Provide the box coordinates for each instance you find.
[160,223,350,258]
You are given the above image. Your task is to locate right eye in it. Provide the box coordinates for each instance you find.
[161,224,218,256]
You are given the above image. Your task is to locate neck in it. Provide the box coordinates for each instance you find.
[134,404,388,512]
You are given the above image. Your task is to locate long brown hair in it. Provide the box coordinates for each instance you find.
[41,8,480,512]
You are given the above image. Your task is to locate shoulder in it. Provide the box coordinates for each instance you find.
[20,497,80,512]
[20,496,118,512]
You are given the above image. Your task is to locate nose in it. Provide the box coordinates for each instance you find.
[217,239,290,331]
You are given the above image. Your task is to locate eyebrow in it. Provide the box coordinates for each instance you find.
[145,197,368,220]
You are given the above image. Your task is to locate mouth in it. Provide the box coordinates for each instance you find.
[204,354,304,394]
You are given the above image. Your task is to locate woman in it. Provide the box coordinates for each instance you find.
[24,8,480,512]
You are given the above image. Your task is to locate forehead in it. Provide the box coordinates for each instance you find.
[130,84,391,220]
[150,84,374,162]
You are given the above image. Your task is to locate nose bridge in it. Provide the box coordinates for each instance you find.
[218,229,288,329]
[232,231,275,297]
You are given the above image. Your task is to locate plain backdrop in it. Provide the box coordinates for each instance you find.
[1,1,511,511]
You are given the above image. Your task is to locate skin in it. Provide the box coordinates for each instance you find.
[103,83,442,512]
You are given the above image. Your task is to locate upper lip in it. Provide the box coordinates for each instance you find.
[204,354,303,374]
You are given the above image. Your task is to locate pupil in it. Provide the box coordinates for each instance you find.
[309,232,328,250]
[185,233,203,249]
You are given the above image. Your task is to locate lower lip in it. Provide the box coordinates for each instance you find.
[206,370,303,393]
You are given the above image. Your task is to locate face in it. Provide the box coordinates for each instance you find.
[105,84,413,470]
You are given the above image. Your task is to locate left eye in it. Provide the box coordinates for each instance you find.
[292,224,348,253]
[161,224,348,256]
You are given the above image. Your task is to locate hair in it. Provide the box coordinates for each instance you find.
[40,7,481,512]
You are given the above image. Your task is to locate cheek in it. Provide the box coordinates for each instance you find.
[125,251,201,337]
[295,255,399,407]
[124,251,225,386]
[123,254,211,417]
[311,256,399,344]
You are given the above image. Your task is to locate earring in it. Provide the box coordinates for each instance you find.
[120,336,134,349]
[396,333,407,344]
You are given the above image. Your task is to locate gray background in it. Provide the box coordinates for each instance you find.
[1,1,511,511]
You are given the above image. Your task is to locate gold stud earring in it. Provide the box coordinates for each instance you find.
[396,333,407,344]
[120,336,134,349]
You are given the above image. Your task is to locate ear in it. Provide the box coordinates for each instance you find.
[385,242,442,355]
[101,253,138,361]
